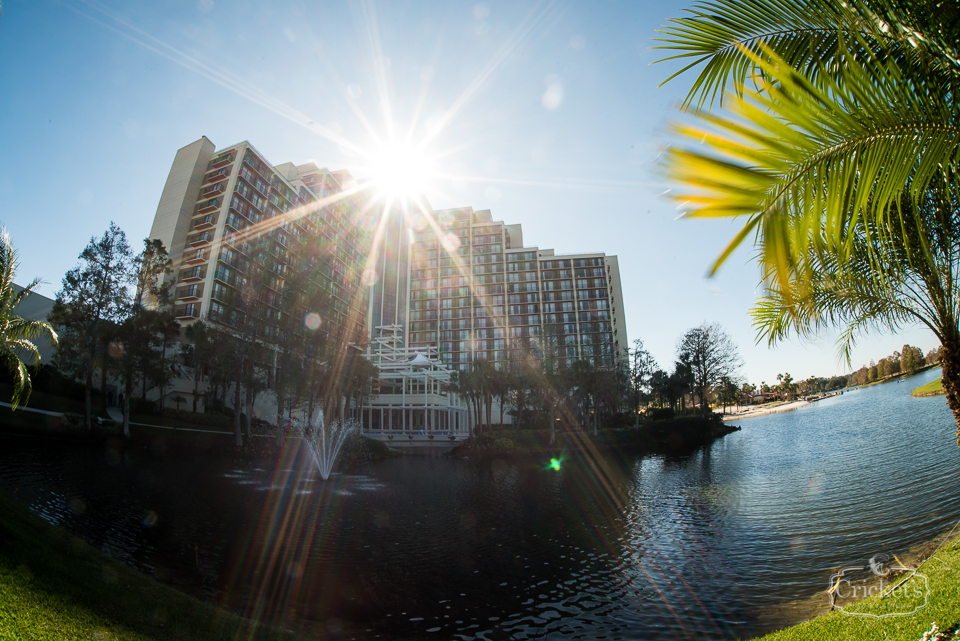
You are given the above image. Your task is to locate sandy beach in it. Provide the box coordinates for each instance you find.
[721,400,810,421]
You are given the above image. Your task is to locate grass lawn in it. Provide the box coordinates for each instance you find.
[0,489,298,640]
[912,377,944,397]
[759,534,960,641]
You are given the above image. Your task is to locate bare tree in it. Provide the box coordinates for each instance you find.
[676,322,743,417]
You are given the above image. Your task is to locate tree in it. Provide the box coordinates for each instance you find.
[50,223,132,428]
[677,323,743,416]
[660,0,960,439]
[114,238,175,437]
[717,376,742,414]
[902,345,924,373]
[630,338,658,427]
[0,230,58,409]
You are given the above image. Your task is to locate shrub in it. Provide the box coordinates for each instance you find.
[62,413,85,429]
[646,407,675,421]
[493,437,514,450]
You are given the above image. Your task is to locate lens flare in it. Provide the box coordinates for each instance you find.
[367,139,436,200]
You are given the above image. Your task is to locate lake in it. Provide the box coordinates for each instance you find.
[1,367,958,639]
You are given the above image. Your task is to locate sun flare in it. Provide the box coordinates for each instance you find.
[366,140,436,201]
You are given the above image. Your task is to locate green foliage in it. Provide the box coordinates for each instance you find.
[0,229,58,409]
[492,437,514,450]
[646,407,675,421]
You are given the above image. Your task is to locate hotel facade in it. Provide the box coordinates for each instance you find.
[148,138,627,430]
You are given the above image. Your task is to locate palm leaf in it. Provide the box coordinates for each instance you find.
[665,44,960,296]
[656,0,960,110]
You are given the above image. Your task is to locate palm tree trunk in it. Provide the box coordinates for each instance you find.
[940,337,960,445]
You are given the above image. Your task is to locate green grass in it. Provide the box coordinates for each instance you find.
[912,377,944,397]
[0,489,298,640]
[759,535,960,640]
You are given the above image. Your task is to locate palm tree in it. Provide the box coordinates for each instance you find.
[0,230,58,409]
[658,1,960,436]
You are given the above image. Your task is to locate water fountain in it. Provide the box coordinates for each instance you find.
[295,411,357,480]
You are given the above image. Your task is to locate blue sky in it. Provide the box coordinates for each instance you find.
[0,0,939,385]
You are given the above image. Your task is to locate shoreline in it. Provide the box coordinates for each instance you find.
[755,519,960,639]
[722,400,810,421]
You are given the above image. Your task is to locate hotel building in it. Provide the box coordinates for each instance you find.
[407,207,627,370]
[148,138,627,431]
[148,137,376,349]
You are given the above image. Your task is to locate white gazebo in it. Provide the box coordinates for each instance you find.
[360,325,470,451]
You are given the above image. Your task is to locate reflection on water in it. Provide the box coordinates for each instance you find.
[1,367,959,639]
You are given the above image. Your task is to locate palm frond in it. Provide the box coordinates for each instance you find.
[656,0,960,110]
[666,45,960,294]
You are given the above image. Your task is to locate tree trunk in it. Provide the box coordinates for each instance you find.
[548,404,556,445]
[158,341,167,416]
[593,400,600,436]
[192,365,201,413]
[940,337,960,446]
[85,361,93,430]
[276,391,285,447]
[100,349,109,413]
[486,394,493,432]
[244,390,254,441]
[233,381,243,447]
[122,367,133,438]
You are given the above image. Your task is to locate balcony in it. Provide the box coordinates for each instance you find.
[211,153,234,168]
[191,215,216,231]
[184,251,208,265]
[204,168,231,184]
[175,303,201,320]
[177,287,202,302]
[197,197,222,214]
[201,183,226,198]
[180,270,204,283]
[189,231,213,247]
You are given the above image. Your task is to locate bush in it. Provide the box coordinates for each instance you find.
[62,413,85,429]
[492,437,514,450]
[646,407,675,421]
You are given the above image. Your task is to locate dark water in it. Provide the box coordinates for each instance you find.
[2,367,959,640]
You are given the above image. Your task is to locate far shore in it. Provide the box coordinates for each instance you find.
[722,400,810,421]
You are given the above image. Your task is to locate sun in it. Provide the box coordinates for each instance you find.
[366,139,436,201]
